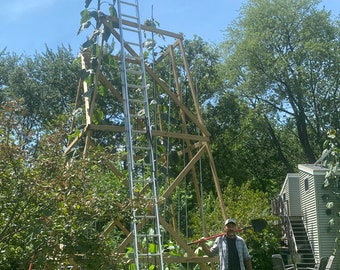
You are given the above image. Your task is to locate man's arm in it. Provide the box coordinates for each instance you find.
[239,237,252,270]
[244,257,252,270]
[198,238,213,257]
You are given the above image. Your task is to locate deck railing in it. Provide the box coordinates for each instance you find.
[272,196,299,266]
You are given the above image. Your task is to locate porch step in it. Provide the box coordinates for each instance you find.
[290,217,315,268]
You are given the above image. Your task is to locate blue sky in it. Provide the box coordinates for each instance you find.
[0,0,339,56]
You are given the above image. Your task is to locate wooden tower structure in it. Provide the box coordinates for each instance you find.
[65,0,225,268]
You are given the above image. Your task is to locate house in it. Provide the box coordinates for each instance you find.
[273,164,340,269]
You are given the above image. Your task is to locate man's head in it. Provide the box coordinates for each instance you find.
[224,218,237,237]
[225,218,236,226]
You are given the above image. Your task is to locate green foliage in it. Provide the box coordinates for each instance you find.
[220,0,340,164]
[0,47,78,156]
[78,0,119,48]
[189,181,281,270]
[205,92,290,194]
[323,129,340,185]
[321,129,340,254]
[2,1,340,268]
[183,36,225,105]
[0,98,131,268]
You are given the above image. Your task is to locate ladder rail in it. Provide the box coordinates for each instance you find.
[117,1,139,267]
[116,0,164,269]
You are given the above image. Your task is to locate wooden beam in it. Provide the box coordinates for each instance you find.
[205,142,227,220]
[136,255,219,264]
[101,19,211,137]
[86,124,210,142]
[154,39,181,65]
[64,125,88,155]
[145,65,211,137]
[169,44,206,234]
[103,16,183,39]
[164,256,218,263]
[161,146,206,199]
[178,40,206,131]
[101,219,129,237]
[158,217,212,270]
[98,72,123,102]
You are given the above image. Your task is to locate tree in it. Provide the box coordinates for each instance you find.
[0,47,79,155]
[320,129,340,254]
[190,181,281,270]
[0,99,132,269]
[183,36,225,104]
[220,0,340,164]
[204,89,302,193]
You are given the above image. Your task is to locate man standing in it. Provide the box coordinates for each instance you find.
[199,218,252,270]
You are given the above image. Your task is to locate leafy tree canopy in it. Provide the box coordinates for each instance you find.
[219,0,340,165]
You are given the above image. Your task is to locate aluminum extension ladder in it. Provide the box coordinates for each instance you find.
[116,0,164,269]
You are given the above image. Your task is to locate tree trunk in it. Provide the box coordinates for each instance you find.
[296,110,316,163]
[265,117,294,172]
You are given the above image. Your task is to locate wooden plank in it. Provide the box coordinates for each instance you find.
[98,72,123,102]
[103,16,183,39]
[158,217,212,270]
[125,253,219,264]
[178,40,207,132]
[205,142,227,220]
[154,39,181,65]
[87,124,210,142]
[101,19,211,137]
[169,44,206,233]
[145,65,211,137]
[161,146,206,199]
[64,125,88,155]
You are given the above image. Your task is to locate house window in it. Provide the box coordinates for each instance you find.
[304,178,309,191]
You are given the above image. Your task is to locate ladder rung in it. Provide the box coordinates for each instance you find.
[126,55,142,61]
[120,1,138,7]
[127,69,142,75]
[131,130,147,135]
[134,158,152,164]
[135,215,157,219]
[124,40,140,47]
[133,161,151,166]
[129,98,145,104]
[133,145,150,150]
[132,183,152,187]
[137,234,160,238]
[122,26,139,33]
[127,83,143,89]
[132,146,151,152]
[121,14,138,20]
[130,114,145,119]
[134,162,152,167]
[139,253,162,258]
[135,216,156,219]
[133,180,153,185]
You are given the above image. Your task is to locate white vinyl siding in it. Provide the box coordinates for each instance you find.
[298,164,340,269]
[288,174,301,216]
[280,173,301,216]
[299,168,319,260]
